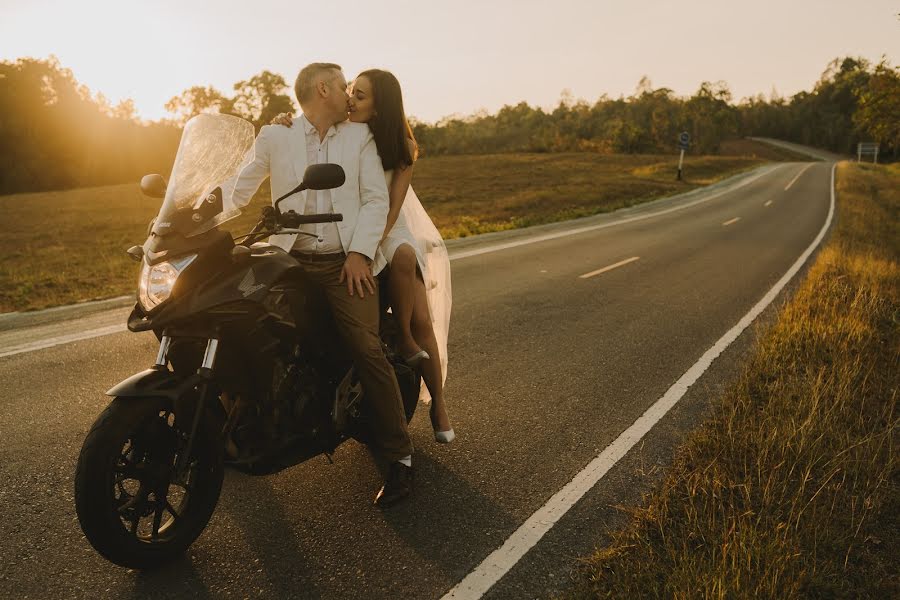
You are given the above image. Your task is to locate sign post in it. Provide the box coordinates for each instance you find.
[857,142,879,164]
[677,131,690,180]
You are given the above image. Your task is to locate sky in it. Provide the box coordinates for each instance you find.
[1,0,897,124]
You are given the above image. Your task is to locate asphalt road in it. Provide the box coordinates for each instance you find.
[0,158,834,599]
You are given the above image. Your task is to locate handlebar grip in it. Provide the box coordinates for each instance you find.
[279,211,344,226]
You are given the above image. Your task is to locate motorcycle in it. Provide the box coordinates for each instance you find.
[74,113,420,569]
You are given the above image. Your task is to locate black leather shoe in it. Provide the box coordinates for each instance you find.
[374,461,413,508]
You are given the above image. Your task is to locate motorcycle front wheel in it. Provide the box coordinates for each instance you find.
[74,395,223,569]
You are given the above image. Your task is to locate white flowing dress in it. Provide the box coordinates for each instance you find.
[381,170,452,403]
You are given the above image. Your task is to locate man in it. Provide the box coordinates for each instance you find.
[230,62,413,507]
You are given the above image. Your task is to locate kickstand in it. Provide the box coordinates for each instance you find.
[323,451,334,465]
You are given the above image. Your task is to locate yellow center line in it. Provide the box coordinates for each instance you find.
[785,163,813,191]
[764,200,773,207]
[723,217,741,226]
[579,256,640,279]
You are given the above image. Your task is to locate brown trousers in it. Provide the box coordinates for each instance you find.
[292,253,413,462]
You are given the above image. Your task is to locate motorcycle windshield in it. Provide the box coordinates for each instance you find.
[153,113,255,238]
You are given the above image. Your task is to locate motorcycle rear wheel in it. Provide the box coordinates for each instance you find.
[74,396,223,569]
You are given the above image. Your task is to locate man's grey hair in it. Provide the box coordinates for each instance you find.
[294,62,342,105]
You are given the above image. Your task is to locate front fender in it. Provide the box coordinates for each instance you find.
[106,368,205,401]
[105,368,227,434]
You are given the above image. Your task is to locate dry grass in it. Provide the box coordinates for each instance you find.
[0,183,160,312]
[407,153,764,239]
[0,153,766,312]
[719,138,816,162]
[568,162,899,599]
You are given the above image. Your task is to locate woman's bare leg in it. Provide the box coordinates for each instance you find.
[409,277,452,433]
[388,244,423,358]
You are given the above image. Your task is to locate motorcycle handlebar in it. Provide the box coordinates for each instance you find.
[238,209,345,247]
[278,211,344,227]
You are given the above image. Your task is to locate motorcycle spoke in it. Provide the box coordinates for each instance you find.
[127,512,140,536]
[165,501,181,522]
[117,494,140,514]
[120,440,134,458]
[151,503,164,540]
[115,450,145,480]
[115,464,141,480]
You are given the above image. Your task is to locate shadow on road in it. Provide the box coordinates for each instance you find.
[377,451,519,581]
[56,438,514,599]
[126,473,325,599]
[130,556,214,599]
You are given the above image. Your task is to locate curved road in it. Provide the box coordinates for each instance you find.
[0,157,834,599]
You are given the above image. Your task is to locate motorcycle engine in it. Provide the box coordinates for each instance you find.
[272,350,329,436]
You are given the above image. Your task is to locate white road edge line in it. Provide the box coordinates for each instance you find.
[579,256,640,279]
[784,163,813,191]
[764,200,773,207]
[723,217,741,226]
[449,165,779,262]
[0,294,132,322]
[0,324,127,359]
[440,163,836,600]
[0,165,781,360]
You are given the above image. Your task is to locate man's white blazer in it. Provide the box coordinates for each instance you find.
[230,121,389,275]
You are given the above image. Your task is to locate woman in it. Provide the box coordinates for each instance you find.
[272,69,454,442]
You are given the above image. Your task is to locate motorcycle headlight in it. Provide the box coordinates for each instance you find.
[138,254,197,311]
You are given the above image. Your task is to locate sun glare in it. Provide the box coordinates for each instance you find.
[1,0,898,123]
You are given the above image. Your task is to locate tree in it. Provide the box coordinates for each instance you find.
[853,60,900,156]
[6,54,899,196]
[164,85,230,125]
[112,98,137,121]
[0,56,180,194]
[685,81,738,154]
[231,71,295,130]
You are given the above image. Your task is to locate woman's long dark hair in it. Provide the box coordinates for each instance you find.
[357,69,417,171]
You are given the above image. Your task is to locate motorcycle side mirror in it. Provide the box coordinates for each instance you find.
[272,164,345,213]
[140,174,168,198]
[126,245,144,262]
[302,163,345,191]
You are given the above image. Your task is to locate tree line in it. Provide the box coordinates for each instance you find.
[0,55,896,195]
[0,57,294,195]
[0,57,180,194]
[411,57,898,159]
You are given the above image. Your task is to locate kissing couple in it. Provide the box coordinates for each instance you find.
[230,62,453,507]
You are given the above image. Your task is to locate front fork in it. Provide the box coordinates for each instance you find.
[155,335,220,475]
[153,335,218,372]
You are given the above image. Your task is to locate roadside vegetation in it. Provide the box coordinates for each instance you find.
[0,150,774,313]
[1,55,895,196]
[567,162,899,598]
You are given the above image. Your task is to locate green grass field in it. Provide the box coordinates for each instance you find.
[0,146,786,312]
[568,162,899,598]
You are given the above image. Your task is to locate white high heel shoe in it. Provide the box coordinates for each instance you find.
[430,404,455,444]
[434,429,455,443]
[404,349,430,368]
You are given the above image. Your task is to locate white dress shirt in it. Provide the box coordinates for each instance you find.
[292,114,343,253]
[229,116,390,272]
